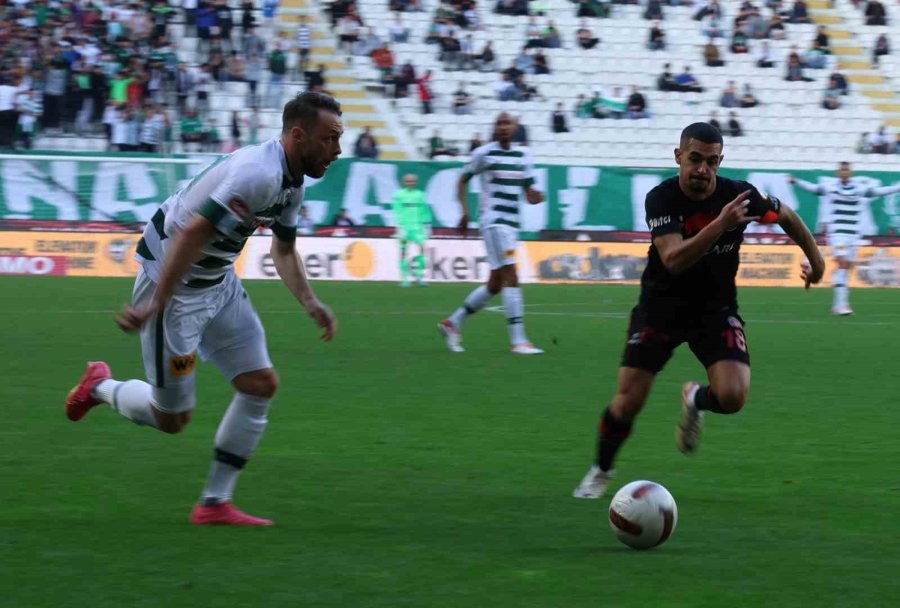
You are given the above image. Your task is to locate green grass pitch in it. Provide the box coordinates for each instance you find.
[1,277,898,608]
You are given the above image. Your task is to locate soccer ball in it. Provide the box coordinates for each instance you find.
[608,480,678,550]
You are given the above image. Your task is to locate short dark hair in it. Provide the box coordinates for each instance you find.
[282,91,342,133]
[680,122,724,148]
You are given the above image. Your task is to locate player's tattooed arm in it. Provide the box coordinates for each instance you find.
[116,216,218,332]
[270,238,337,341]
[457,172,473,233]
[525,187,544,204]
[776,204,825,289]
[654,190,757,274]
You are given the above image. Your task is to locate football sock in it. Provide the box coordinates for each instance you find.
[202,392,270,503]
[449,285,495,328]
[596,406,633,472]
[693,385,727,413]
[399,243,410,282]
[413,253,426,280]
[833,268,849,309]
[503,286,527,344]
[94,379,158,427]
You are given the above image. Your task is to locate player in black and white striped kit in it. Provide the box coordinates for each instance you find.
[790,162,900,315]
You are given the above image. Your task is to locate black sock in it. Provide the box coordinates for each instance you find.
[694,385,727,413]
[596,406,633,472]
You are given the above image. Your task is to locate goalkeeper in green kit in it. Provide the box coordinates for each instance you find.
[392,174,433,286]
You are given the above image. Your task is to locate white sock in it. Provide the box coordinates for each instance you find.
[503,286,527,344]
[449,285,495,328]
[832,268,848,309]
[202,392,271,503]
[94,379,158,427]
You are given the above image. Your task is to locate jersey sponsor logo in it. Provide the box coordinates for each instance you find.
[169,352,197,377]
[228,198,251,220]
[648,215,672,230]
[684,212,718,237]
[709,242,736,255]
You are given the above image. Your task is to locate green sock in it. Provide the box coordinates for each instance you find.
[414,254,426,280]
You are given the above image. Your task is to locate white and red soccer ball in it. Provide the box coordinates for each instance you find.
[608,480,678,549]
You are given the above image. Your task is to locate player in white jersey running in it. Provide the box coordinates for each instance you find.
[438,112,545,354]
[790,162,900,315]
[64,92,343,526]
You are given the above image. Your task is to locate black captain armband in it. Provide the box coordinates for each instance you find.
[749,193,781,224]
[271,221,298,242]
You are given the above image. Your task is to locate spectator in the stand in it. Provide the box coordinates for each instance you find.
[675,66,705,91]
[372,43,396,81]
[296,16,313,76]
[814,25,831,54]
[720,81,738,107]
[704,37,726,67]
[574,94,590,118]
[390,13,411,43]
[785,51,814,81]
[731,26,750,54]
[694,0,723,21]
[244,26,266,58]
[894,133,900,154]
[418,70,434,113]
[0,78,17,149]
[354,126,379,158]
[226,51,247,82]
[139,103,167,153]
[429,129,457,157]
[805,40,828,69]
[740,83,759,107]
[822,76,842,110]
[295,206,315,235]
[757,41,776,67]
[394,60,416,98]
[459,35,477,70]
[767,12,786,40]
[534,50,551,74]
[726,111,743,137]
[857,132,872,153]
[453,84,474,114]
[830,71,849,95]
[524,17,543,49]
[229,111,242,151]
[578,21,601,50]
[627,86,648,119]
[266,43,287,108]
[552,102,569,133]
[477,41,497,71]
[873,34,890,66]
[574,0,610,19]
[514,47,535,74]
[790,0,810,24]
[180,107,204,149]
[247,106,264,145]
[645,0,664,21]
[648,20,666,50]
[657,63,678,91]
[440,31,463,70]
[16,88,40,150]
[215,0,235,51]
[542,21,562,49]
[338,14,363,53]
[204,118,222,153]
[865,0,887,25]
[306,63,327,92]
[356,27,383,56]
[708,111,722,132]
[867,126,892,153]
[332,209,356,227]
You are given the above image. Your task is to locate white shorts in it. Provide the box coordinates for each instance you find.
[134,268,273,414]
[482,225,519,270]
[829,234,859,263]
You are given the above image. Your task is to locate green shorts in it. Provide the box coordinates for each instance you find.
[398,227,427,244]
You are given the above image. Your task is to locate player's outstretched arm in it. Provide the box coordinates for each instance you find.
[270,238,337,341]
[863,182,900,198]
[789,175,825,195]
[776,204,825,289]
[116,215,217,332]
[655,191,757,274]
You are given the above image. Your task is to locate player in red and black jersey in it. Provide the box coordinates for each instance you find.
[573,122,826,499]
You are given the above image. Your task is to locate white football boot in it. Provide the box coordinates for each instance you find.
[677,381,704,454]
[572,465,615,499]
[437,320,465,353]
[510,342,544,355]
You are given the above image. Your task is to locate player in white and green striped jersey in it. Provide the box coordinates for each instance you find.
[64,92,343,526]
[438,112,546,354]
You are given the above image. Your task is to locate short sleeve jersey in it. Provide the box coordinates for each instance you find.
[136,138,304,288]
[463,141,536,230]
[640,175,780,314]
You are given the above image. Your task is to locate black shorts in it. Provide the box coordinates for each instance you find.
[621,306,750,373]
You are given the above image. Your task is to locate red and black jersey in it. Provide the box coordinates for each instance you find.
[640,175,780,314]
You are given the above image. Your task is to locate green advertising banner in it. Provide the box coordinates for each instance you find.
[1,153,899,237]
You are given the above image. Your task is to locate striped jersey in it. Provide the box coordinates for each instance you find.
[136,138,304,288]
[794,177,900,238]
[296,25,312,50]
[463,141,536,230]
